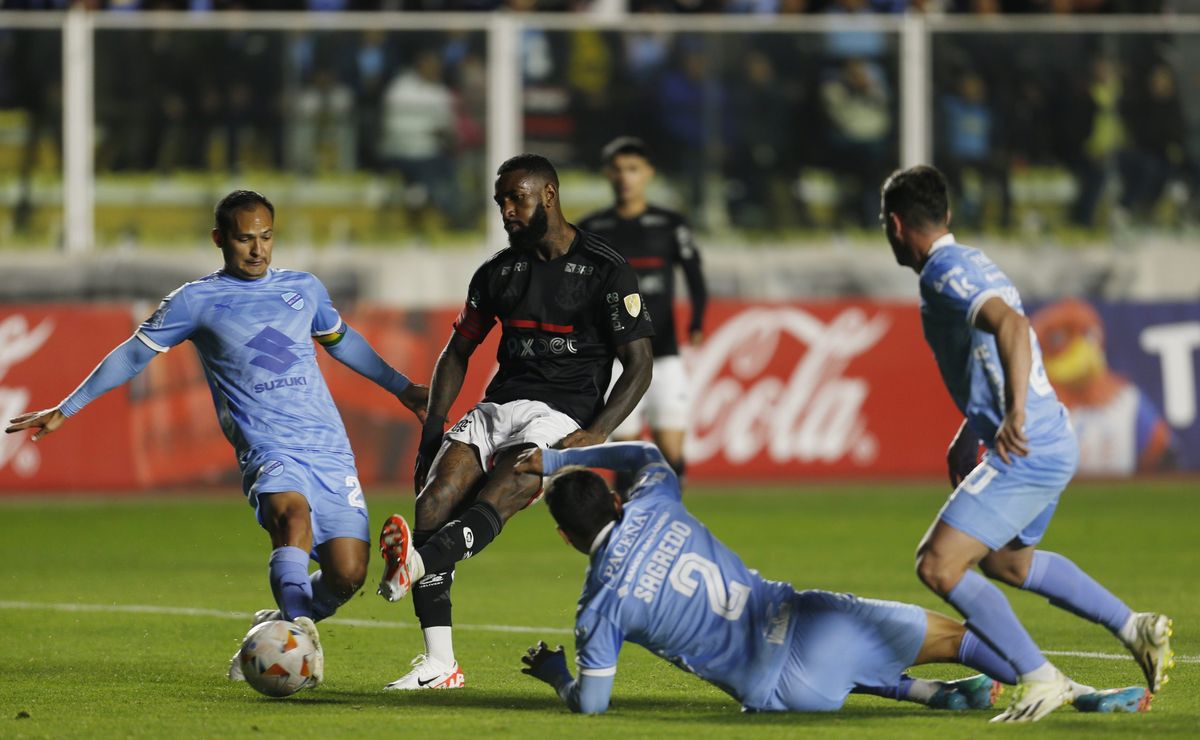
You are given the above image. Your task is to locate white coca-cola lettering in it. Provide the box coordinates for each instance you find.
[0,314,56,478]
[686,307,889,466]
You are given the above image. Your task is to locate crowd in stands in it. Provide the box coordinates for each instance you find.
[2,3,1198,237]
[0,0,1194,13]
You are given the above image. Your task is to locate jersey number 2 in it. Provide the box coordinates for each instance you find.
[668,553,751,621]
[345,476,365,509]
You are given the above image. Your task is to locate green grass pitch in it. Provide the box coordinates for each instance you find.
[1,480,1195,738]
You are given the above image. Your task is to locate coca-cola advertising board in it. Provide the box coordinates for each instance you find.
[0,300,969,492]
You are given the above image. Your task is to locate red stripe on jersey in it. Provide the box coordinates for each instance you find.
[454,306,495,343]
[628,257,666,268]
[502,318,575,334]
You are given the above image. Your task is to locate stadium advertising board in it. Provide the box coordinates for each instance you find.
[2,300,1197,492]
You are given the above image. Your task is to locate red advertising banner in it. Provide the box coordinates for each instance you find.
[0,300,961,492]
[0,306,138,489]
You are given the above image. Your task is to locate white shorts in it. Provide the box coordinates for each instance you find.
[442,400,580,475]
[611,355,690,439]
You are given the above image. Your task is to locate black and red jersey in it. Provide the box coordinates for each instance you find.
[578,205,706,357]
[452,228,654,427]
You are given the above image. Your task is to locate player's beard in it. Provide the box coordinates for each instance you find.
[507,202,549,249]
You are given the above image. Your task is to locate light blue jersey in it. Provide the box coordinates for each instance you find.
[574,463,795,710]
[918,234,1070,446]
[135,268,352,459]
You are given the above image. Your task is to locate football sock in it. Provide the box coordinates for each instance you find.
[1021,551,1132,633]
[269,546,313,621]
[309,570,349,622]
[852,675,922,703]
[416,502,503,574]
[1118,613,1139,644]
[412,529,454,630]
[1020,661,1059,684]
[945,569,1047,675]
[423,626,455,665]
[958,629,1019,685]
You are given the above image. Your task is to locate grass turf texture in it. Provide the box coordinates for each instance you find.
[1,481,1195,738]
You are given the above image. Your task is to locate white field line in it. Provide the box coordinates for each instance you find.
[0,599,572,636]
[1,600,1195,664]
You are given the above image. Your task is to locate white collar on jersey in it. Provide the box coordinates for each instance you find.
[589,520,617,555]
[928,232,957,254]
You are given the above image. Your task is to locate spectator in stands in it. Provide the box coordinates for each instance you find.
[820,56,891,228]
[1070,56,1127,228]
[380,48,457,227]
[939,69,1008,230]
[726,49,797,230]
[291,68,357,174]
[656,37,729,227]
[351,30,393,172]
[1120,61,1190,224]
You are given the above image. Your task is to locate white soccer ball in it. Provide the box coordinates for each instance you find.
[237,620,318,698]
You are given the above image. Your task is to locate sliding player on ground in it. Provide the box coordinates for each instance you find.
[375,154,653,690]
[513,441,1148,717]
[878,166,1173,722]
[580,137,707,488]
[5,190,427,687]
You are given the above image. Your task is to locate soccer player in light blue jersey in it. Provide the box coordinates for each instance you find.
[879,166,1172,722]
[513,442,1149,718]
[515,441,1014,715]
[5,190,428,687]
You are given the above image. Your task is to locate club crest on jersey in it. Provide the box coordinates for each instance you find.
[261,460,285,477]
[280,292,305,311]
[624,294,642,317]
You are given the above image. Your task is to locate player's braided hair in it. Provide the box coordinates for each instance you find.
[881,165,950,229]
[497,153,560,187]
[544,465,619,546]
[214,190,275,237]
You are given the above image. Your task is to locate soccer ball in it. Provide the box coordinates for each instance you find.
[237,620,318,698]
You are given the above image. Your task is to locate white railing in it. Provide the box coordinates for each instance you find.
[3,10,1200,252]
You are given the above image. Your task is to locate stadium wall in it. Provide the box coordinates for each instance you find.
[2,299,1196,492]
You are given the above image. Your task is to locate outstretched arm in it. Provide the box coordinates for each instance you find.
[516,441,666,478]
[521,642,614,715]
[974,297,1032,464]
[557,337,653,449]
[4,335,158,441]
[319,324,427,423]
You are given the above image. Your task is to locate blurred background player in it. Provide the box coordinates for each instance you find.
[375,154,654,691]
[879,166,1174,723]
[580,137,707,491]
[4,190,428,687]
[513,441,1150,718]
[1031,298,1175,476]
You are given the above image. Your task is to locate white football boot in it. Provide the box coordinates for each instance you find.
[383,654,465,691]
[990,668,1074,723]
[1123,612,1174,693]
[227,609,282,681]
[293,616,325,687]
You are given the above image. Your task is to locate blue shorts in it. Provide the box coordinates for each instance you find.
[938,432,1079,551]
[240,448,369,547]
[760,590,927,712]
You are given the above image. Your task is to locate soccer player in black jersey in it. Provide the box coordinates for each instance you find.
[579,137,707,483]
[375,154,654,691]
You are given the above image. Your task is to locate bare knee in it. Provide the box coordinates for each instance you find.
[260,493,312,548]
[323,559,367,597]
[916,550,969,597]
